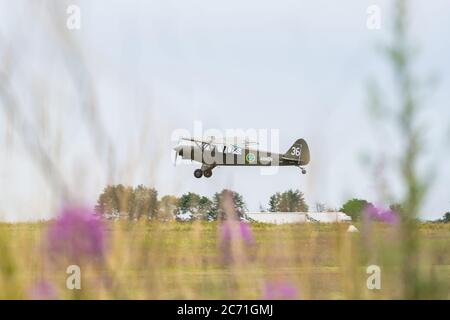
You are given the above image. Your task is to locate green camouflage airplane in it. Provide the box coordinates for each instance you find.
[173,137,310,178]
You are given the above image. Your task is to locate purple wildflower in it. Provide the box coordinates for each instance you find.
[28,280,57,300]
[47,205,105,263]
[219,220,255,264]
[263,281,298,300]
[364,204,399,224]
[220,220,255,244]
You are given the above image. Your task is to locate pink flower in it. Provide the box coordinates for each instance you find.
[263,281,298,300]
[28,280,57,300]
[364,204,399,224]
[47,205,105,263]
[219,220,255,264]
[220,221,254,244]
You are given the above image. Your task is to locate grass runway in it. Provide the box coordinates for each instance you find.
[0,221,449,299]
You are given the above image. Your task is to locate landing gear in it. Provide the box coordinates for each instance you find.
[194,168,213,178]
[194,164,216,178]
[194,169,203,178]
[203,169,212,178]
[299,167,307,174]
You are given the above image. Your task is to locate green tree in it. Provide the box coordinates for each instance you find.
[176,192,212,220]
[440,212,450,223]
[121,185,135,219]
[132,184,158,220]
[157,195,178,221]
[268,194,279,212]
[339,199,371,221]
[210,189,247,220]
[95,184,157,220]
[95,185,117,216]
[177,192,200,215]
[268,189,308,212]
[198,196,213,220]
[95,184,134,218]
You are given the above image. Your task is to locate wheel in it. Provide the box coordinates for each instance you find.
[203,169,212,178]
[302,169,307,175]
[194,169,203,178]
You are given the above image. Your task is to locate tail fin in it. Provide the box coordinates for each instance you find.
[283,138,310,165]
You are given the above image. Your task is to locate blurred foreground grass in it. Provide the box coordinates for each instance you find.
[0,220,448,299]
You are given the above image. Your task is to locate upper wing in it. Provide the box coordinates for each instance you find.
[181,137,259,147]
[181,137,214,145]
[179,137,265,158]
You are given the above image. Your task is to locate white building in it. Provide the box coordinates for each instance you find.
[307,212,352,223]
[245,212,351,224]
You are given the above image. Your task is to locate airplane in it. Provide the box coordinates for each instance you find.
[173,137,310,178]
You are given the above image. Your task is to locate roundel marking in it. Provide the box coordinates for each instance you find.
[246,152,256,163]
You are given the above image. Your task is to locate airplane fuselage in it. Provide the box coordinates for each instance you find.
[174,137,310,178]
[176,145,305,167]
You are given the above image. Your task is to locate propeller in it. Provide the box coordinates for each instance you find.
[173,143,182,167]
[173,143,185,166]
[174,150,178,167]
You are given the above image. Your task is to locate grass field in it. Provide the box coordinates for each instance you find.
[0,218,449,300]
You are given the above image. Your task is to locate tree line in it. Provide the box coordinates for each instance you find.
[95,185,449,223]
[95,185,308,221]
[95,185,248,221]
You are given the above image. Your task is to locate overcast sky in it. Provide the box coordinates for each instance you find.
[0,0,449,221]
